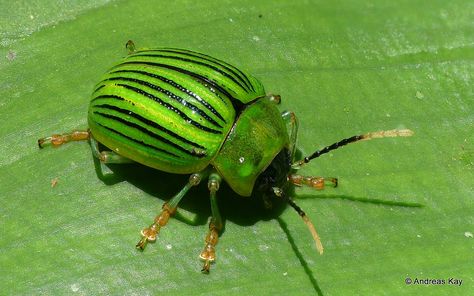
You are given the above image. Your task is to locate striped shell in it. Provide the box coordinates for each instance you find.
[88,48,265,174]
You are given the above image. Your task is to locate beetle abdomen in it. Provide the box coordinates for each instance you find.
[88,48,265,174]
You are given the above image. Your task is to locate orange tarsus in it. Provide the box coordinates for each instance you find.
[200,223,220,274]
[136,203,176,250]
[38,130,90,148]
[288,174,338,190]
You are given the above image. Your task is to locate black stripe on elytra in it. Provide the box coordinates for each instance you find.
[94,84,106,92]
[160,48,256,93]
[95,122,180,158]
[110,69,226,123]
[131,53,251,93]
[90,99,206,150]
[91,94,128,104]
[93,110,206,158]
[113,61,245,112]
[136,49,255,93]
[104,76,223,129]
[115,83,222,134]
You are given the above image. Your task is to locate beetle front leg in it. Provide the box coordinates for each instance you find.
[136,173,204,250]
[282,112,339,190]
[289,174,338,189]
[200,172,224,274]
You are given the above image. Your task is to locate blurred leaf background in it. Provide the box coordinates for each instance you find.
[0,0,472,295]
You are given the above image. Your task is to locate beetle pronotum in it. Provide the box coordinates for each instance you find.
[38,41,413,273]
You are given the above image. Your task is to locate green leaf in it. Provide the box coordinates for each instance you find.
[1,0,472,295]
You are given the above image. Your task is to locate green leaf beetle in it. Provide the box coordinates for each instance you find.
[38,41,413,273]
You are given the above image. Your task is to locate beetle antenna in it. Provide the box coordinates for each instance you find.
[292,129,413,168]
[287,196,324,255]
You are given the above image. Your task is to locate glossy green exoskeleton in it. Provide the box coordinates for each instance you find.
[38,41,413,273]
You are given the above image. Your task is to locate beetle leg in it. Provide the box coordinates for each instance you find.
[89,136,134,164]
[265,94,281,104]
[37,130,90,148]
[126,40,136,54]
[288,174,338,190]
[281,111,299,160]
[136,173,203,250]
[200,172,223,274]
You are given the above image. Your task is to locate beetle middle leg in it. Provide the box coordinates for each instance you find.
[200,172,224,274]
[288,174,338,189]
[136,172,204,250]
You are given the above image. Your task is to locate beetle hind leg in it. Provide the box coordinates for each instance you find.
[136,173,203,250]
[37,130,90,148]
[89,136,134,164]
[200,172,224,274]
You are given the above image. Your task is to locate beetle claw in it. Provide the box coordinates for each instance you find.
[136,237,148,250]
[201,260,211,274]
[136,226,158,250]
[37,138,47,148]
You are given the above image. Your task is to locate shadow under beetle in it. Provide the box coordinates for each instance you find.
[38,41,413,273]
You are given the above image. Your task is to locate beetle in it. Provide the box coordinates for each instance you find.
[38,41,413,273]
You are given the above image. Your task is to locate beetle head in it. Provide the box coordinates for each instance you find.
[252,148,292,207]
[252,128,413,255]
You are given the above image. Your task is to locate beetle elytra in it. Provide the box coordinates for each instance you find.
[38,41,413,273]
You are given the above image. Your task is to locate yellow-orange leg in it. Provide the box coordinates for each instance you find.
[289,174,338,190]
[38,130,90,148]
[136,203,176,249]
[200,172,223,274]
[136,173,203,250]
[200,222,220,273]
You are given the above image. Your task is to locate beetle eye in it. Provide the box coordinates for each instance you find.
[252,149,291,198]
